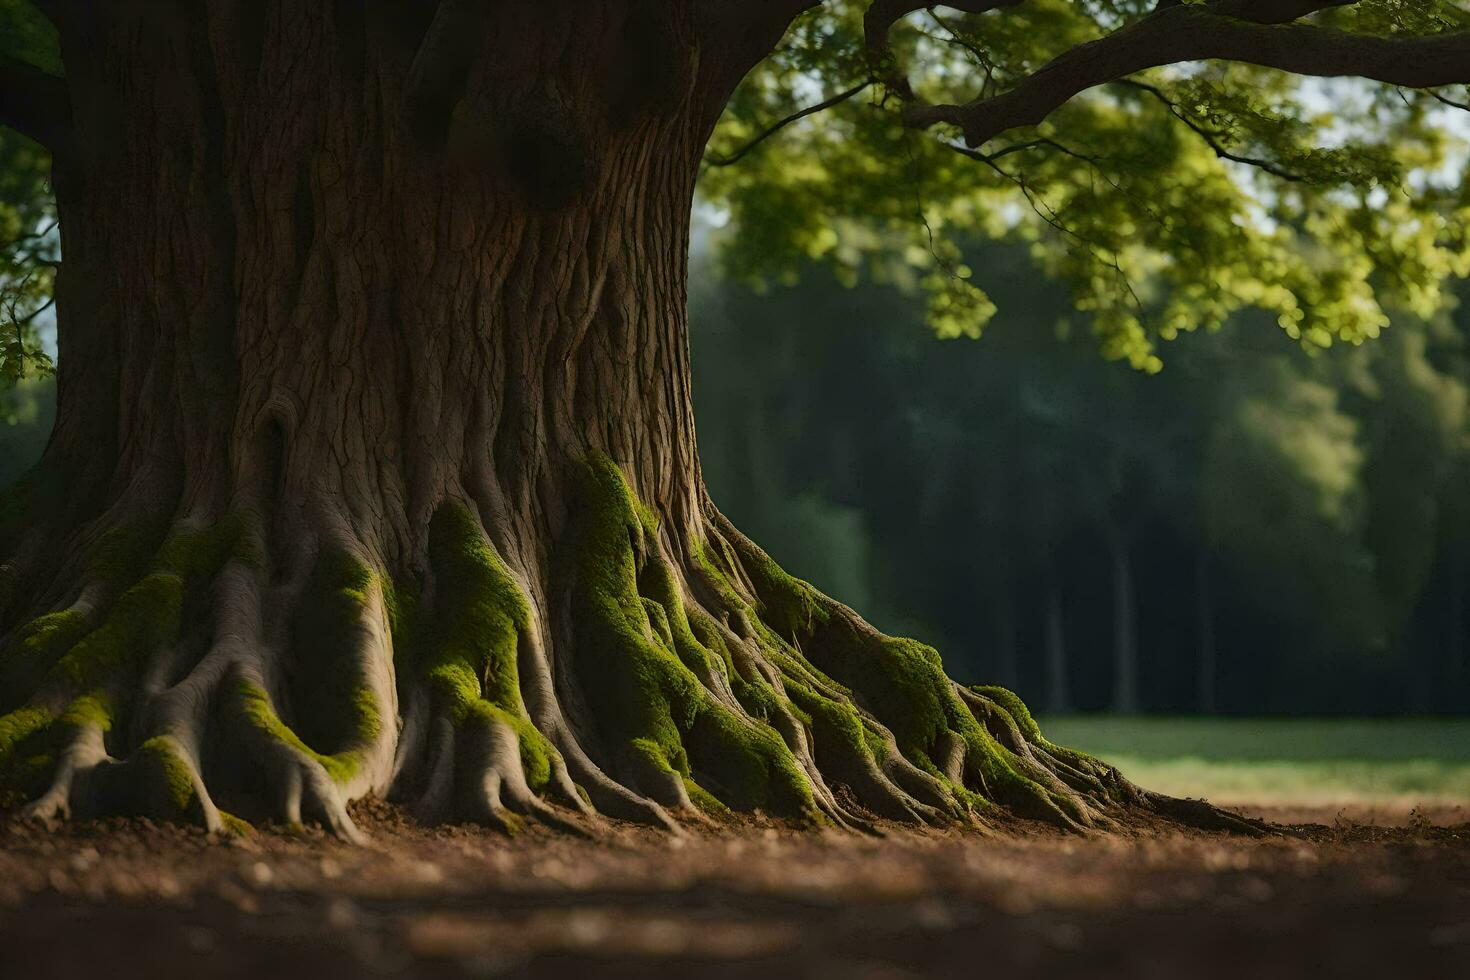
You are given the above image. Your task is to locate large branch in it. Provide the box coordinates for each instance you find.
[907,1,1470,146]
[863,0,1025,52]
[0,56,71,150]
[863,0,1025,100]
[693,0,825,96]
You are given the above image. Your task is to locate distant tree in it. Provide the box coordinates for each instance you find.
[3,0,1470,837]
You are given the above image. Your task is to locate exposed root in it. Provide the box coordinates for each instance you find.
[0,456,1260,841]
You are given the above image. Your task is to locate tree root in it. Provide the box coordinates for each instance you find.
[0,456,1262,841]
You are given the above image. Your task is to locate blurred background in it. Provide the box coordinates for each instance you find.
[688,224,1470,811]
[3,221,1467,810]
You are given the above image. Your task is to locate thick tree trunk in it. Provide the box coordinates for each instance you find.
[0,1,1253,839]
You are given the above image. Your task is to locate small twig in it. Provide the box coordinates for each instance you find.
[704,81,874,167]
[1425,87,1470,112]
[1113,78,1307,182]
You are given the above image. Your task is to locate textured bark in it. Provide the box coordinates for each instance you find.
[0,1,1255,840]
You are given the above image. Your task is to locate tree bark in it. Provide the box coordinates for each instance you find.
[0,1,1254,840]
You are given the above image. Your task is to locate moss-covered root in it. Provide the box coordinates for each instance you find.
[219,543,408,842]
[0,517,407,841]
[395,502,592,835]
[561,456,821,828]
[0,519,257,829]
[702,512,1267,835]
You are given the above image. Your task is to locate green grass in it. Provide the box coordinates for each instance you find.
[1038,716,1470,806]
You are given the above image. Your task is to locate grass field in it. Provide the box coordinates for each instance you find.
[1037,716,1470,806]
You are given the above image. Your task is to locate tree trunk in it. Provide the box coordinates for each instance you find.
[0,1,1248,839]
[1042,576,1071,716]
[1106,524,1140,715]
[1195,549,1217,715]
[1450,552,1466,711]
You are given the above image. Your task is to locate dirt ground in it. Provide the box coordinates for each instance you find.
[0,801,1466,979]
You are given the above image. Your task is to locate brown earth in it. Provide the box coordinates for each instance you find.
[0,801,1466,979]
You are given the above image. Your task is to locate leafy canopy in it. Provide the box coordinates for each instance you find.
[0,0,59,382]
[704,0,1470,370]
[6,2,1470,375]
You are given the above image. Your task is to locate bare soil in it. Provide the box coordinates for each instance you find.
[1,802,1466,979]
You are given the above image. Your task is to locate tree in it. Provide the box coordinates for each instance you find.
[2,0,1468,838]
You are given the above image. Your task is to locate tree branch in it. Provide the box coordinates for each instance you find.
[864,0,1025,101]
[693,1,825,96]
[1113,79,1306,182]
[907,2,1470,146]
[704,80,872,167]
[863,0,1024,54]
[0,56,70,151]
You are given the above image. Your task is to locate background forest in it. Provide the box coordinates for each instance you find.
[690,229,1470,717]
[3,228,1468,718]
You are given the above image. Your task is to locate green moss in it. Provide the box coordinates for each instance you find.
[460,699,555,792]
[784,678,879,761]
[235,679,367,786]
[733,676,784,723]
[11,516,257,709]
[58,690,113,731]
[382,576,420,668]
[425,502,558,792]
[53,572,183,691]
[972,685,1097,764]
[218,811,254,836]
[638,559,727,681]
[0,608,90,712]
[155,515,260,577]
[135,735,197,813]
[566,455,814,818]
[288,547,382,761]
[88,519,171,589]
[686,608,737,678]
[682,775,732,817]
[0,707,59,804]
[692,540,746,611]
[0,706,52,764]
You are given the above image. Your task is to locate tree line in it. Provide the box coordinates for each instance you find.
[692,239,1470,716]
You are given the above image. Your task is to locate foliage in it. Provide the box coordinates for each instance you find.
[0,0,59,383]
[692,239,1470,714]
[705,0,1470,369]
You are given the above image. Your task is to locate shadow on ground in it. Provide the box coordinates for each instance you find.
[0,802,1466,979]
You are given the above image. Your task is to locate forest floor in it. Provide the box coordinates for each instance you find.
[0,799,1466,979]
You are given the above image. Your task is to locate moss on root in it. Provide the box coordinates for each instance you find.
[0,610,91,714]
[0,516,265,813]
[567,455,814,818]
[234,679,369,786]
[133,735,201,816]
[0,707,55,804]
[423,502,559,793]
[287,547,383,766]
[0,477,1136,836]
